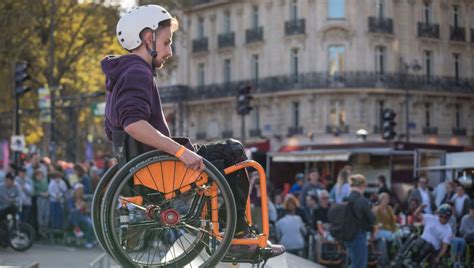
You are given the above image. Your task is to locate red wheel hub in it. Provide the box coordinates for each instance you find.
[161,209,180,225]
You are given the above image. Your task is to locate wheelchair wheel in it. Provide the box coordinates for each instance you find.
[91,164,118,256]
[101,152,237,267]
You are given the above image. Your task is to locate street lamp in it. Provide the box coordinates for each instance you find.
[402,59,421,143]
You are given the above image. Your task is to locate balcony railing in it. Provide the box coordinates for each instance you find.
[422,127,438,135]
[246,27,264,43]
[218,32,235,48]
[285,19,306,36]
[288,126,304,136]
[192,37,208,53]
[196,132,207,140]
[450,26,465,42]
[452,128,467,136]
[368,17,393,34]
[326,125,350,135]
[158,72,474,103]
[249,128,262,137]
[222,130,233,138]
[417,22,440,39]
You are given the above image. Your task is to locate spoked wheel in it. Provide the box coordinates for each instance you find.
[91,164,118,256]
[101,152,237,268]
[9,222,35,251]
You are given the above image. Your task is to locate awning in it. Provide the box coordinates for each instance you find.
[272,151,351,162]
[417,165,474,171]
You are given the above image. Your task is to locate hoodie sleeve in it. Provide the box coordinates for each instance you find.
[115,68,153,128]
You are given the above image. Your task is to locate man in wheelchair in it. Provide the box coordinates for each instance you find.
[400,203,453,265]
[101,4,284,260]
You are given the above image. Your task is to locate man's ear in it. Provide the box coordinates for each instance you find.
[142,30,153,47]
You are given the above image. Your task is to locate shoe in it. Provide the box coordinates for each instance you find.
[84,242,94,249]
[223,227,285,261]
[74,227,84,238]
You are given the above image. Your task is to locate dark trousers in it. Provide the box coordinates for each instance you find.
[195,139,250,233]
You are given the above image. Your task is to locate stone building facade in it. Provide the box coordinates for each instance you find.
[159,0,474,152]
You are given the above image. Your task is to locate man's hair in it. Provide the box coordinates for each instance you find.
[349,174,366,187]
[5,172,15,180]
[377,174,386,184]
[307,194,318,202]
[139,17,179,40]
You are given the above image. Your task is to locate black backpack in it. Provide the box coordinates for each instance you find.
[328,198,359,241]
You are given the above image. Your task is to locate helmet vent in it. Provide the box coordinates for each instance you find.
[121,38,124,42]
[118,31,122,36]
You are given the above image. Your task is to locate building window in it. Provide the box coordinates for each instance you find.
[424,103,432,128]
[329,100,346,126]
[290,0,298,21]
[424,50,433,81]
[376,0,385,19]
[453,53,461,81]
[251,54,259,82]
[423,2,432,24]
[224,59,231,83]
[223,11,231,33]
[292,101,300,127]
[328,0,345,19]
[252,5,259,29]
[328,45,345,77]
[455,104,463,129]
[197,63,205,86]
[197,17,204,38]
[375,46,386,76]
[453,5,460,27]
[290,48,299,80]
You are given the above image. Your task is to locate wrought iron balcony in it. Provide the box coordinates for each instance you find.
[450,26,465,42]
[368,17,393,34]
[326,125,349,135]
[249,128,262,137]
[452,128,467,136]
[288,126,304,136]
[192,37,208,53]
[417,22,440,39]
[196,132,207,140]
[285,19,305,36]
[159,85,189,103]
[222,130,233,138]
[246,27,264,43]
[422,127,438,135]
[218,32,235,48]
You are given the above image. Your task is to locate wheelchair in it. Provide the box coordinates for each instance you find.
[92,137,274,267]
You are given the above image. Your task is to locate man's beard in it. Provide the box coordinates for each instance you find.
[153,58,165,69]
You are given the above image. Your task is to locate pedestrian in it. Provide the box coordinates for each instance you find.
[275,195,307,256]
[345,174,375,268]
[329,169,350,204]
[33,169,49,237]
[289,173,305,195]
[101,5,284,259]
[48,171,67,230]
[300,168,322,208]
[408,177,436,214]
[67,183,94,248]
[74,164,91,195]
[15,167,33,223]
[376,174,390,195]
[451,184,470,221]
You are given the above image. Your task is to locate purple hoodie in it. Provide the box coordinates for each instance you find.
[101,54,170,141]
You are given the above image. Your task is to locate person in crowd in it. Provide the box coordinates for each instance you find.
[433,180,449,208]
[374,192,400,265]
[450,200,474,268]
[305,194,318,230]
[405,198,422,224]
[89,164,100,193]
[25,153,48,179]
[451,184,470,221]
[439,181,456,205]
[0,173,21,221]
[48,171,67,230]
[408,177,435,214]
[376,174,390,195]
[275,195,307,256]
[67,183,94,248]
[314,190,331,225]
[329,169,350,204]
[15,167,33,223]
[410,203,453,264]
[33,169,49,237]
[300,168,322,208]
[289,173,305,195]
[345,174,375,268]
[273,190,285,220]
[74,164,91,195]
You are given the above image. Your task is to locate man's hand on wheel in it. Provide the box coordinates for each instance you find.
[178,149,206,171]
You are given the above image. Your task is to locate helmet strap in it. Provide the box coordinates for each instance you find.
[145,31,158,71]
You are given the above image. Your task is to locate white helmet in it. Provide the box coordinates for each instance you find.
[116,5,172,51]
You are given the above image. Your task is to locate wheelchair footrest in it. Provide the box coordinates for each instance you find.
[221,247,272,264]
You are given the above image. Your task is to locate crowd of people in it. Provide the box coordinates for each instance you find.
[252,166,474,267]
[0,153,116,249]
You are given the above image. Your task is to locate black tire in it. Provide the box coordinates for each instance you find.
[91,164,118,256]
[101,151,237,267]
[9,222,34,251]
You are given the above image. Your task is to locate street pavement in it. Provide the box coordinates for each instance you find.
[0,243,323,268]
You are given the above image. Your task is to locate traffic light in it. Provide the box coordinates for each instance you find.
[382,108,397,140]
[14,61,31,97]
[236,84,253,116]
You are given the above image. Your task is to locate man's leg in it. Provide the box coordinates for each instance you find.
[195,139,250,233]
